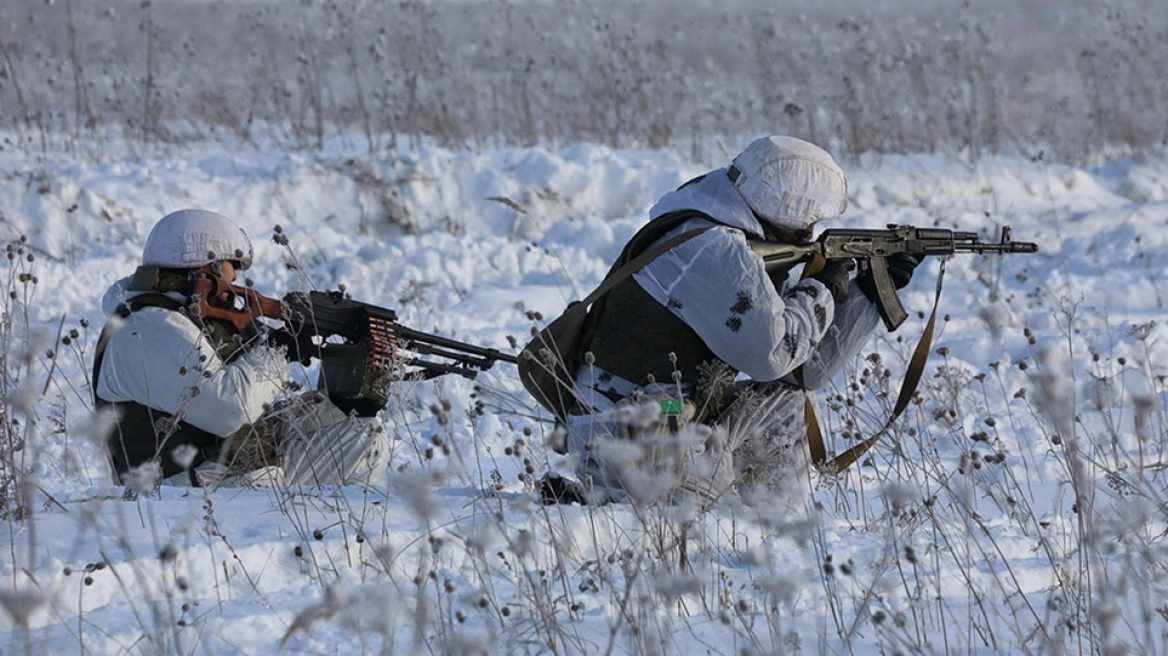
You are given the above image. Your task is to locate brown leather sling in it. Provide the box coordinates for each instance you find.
[798,258,946,474]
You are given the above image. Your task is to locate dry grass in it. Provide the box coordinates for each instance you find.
[1,0,1165,162]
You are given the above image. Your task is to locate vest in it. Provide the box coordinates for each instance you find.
[584,211,728,389]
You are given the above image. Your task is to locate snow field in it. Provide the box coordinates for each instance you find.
[0,134,1166,653]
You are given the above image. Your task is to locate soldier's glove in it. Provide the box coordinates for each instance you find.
[811,258,855,303]
[267,327,313,365]
[888,252,924,289]
[856,253,924,303]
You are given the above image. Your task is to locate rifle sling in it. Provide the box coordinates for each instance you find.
[581,223,713,308]
[800,261,946,474]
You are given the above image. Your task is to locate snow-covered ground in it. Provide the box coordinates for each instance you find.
[1,133,1168,654]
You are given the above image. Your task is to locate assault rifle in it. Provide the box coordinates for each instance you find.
[181,273,519,385]
[750,225,1038,330]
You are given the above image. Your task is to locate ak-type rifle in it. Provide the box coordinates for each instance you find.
[750,224,1038,330]
[748,225,1037,475]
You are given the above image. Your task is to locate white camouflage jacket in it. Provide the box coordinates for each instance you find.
[574,169,881,407]
[95,277,288,437]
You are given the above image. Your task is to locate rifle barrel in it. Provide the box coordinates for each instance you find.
[953,242,1039,254]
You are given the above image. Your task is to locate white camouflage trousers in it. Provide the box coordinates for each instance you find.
[188,394,391,488]
[567,380,812,510]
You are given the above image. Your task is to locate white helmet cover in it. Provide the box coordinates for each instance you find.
[142,209,254,270]
[730,136,848,231]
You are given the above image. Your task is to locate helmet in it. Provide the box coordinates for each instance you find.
[142,209,254,270]
[729,136,848,231]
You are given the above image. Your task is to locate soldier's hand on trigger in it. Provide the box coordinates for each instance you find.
[811,258,855,303]
[856,252,924,304]
[885,252,924,289]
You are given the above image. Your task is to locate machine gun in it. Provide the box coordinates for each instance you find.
[183,274,518,411]
[277,289,519,380]
[750,225,1038,330]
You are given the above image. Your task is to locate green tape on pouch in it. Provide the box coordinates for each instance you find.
[659,399,683,415]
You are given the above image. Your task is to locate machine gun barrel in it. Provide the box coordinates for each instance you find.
[395,324,520,372]
[283,290,517,380]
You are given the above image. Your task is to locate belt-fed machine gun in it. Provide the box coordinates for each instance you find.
[165,271,519,412]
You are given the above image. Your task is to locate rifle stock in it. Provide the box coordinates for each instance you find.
[751,224,1038,330]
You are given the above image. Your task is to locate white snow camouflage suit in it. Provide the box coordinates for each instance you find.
[566,168,882,506]
[95,276,391,488]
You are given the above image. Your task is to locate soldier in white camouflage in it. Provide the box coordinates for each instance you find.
[94,209,391,488]
[547,137,921,507]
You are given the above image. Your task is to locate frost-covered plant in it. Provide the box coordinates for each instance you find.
[0,237,49,518]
